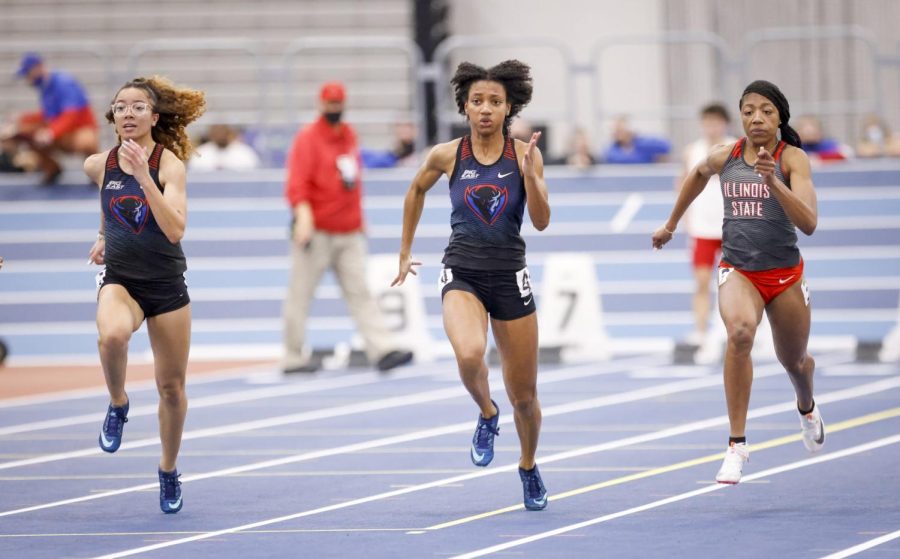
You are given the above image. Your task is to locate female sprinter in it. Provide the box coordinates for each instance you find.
[652,80,824,484]
[392,60,551,510]
[84,76,205,512]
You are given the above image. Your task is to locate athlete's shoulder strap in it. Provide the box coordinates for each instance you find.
[148,143,164,171]
[449,135,471,185]
[105,146,119,171]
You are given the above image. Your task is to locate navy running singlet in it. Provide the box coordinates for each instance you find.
[100,144,187,281]
[443,135,527,271]
[719,138,800,271]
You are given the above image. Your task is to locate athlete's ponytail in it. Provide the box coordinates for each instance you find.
[740,80,802,149]
[106,76,206,161]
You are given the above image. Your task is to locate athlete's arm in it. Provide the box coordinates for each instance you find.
[757,145,817,235]
[518,133,550,231]
[84,151,107,265]
[391,140,457,287]
[119,140,187,244]
[652,142,731,250]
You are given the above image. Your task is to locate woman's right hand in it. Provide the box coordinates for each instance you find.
[88,237,105,265]
[391,254,421,287]
[651,225,675,250]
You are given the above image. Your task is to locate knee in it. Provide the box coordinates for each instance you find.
[157,380,186,406]
[726,321,756,354]
[98,327,131,353]
[781,352,811,375]
[456,348,486,374]
[509,389,538,416]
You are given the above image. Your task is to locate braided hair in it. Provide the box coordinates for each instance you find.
[740,80,802,148]
[451,60,533,134]
[106,76,206,161]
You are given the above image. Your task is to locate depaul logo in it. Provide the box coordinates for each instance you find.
[465,184,508,225]
[110,195,149,234]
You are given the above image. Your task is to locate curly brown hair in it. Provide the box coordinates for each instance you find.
[450,60,533,133]
[106,76,206,161]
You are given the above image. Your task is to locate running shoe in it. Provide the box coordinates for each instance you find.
[98,398,129,453]
[519,464,548,510]
[470,399,500,467]
[158,468,183,514]
[715,442,750,485]
[800,403,825,452]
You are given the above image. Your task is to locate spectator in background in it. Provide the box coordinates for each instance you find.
[13,52,99,183]
[564,128,595,169]
[602,116,670,164]
[795,115,851,162]
[0,123,38,173]
[678,103,736,346]
[856,114,900,158]
[282,81,413,374]
[189,123,260,171]
[360,121,418,168]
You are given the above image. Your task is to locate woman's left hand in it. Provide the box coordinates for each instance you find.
[522,131,542,180]
[119,139,151,184]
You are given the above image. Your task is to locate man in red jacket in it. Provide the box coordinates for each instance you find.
[282,81,413,373]
[14,52,99,184]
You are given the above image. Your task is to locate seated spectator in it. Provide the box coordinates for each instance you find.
[602,116,670,164]
[13,52,100,184]
[565,128,595,169]
[189,124,261,171]
[856,114,900,159]
[360,121,418,169]
[795,115,851,162]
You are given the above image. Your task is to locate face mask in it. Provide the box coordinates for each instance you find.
[323,111,342,125]
[31,75,45,88]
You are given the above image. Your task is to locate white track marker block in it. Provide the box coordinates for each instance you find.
[366,254,435,363]
[879,298,900,362]
[538,253,610,362]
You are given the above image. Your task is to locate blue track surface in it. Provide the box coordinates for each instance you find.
[0,354,898,558]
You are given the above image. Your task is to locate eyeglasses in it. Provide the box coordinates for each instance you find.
[111,102,152,117]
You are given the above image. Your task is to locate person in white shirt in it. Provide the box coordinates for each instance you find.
[678,103,735,345]
[189,124,260,171]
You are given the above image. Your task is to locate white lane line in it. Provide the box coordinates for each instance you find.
[0,366,456,437]
[819,529,900,559]
[609,193,644,233]
[85,373,898,559]
[451,433,900,559]
[0,355,666,471]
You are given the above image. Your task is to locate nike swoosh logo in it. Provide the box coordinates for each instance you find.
[778,275,795,284]
[498,171,514,178]
[523,297,533,306]
[100,430,115,448]
[166,497,182,510]
[533,496,547,506]
[471,445,485,462]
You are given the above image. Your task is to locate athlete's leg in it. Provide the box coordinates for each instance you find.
[717,269,765,438]
[147,304,191,473]
[692,264,715,338]
[443,290,494,418]
[491,312,540,470]
[97,284,144,407]
[766,280,814,411]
